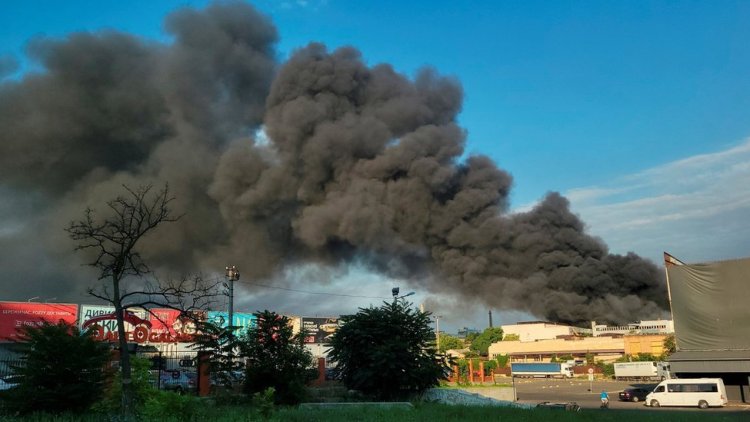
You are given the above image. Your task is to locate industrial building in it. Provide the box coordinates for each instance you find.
[664,254,750,403]
[500,321,591,342]
[591,319,673,337]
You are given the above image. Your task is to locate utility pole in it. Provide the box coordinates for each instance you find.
[225,266,240,331]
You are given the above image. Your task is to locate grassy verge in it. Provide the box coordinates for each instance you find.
[1,402,747,422]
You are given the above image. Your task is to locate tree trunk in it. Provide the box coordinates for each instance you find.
[113,277,134,416]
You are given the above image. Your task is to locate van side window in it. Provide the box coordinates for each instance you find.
[655,386,665,393]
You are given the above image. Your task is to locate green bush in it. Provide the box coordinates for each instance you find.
[251,387,275,419]
[495,355,509,368]
[141,389,203,420]
[93,356,155,413]
[484,359,497,374]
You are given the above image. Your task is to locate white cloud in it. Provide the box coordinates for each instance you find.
[565,138,750,265]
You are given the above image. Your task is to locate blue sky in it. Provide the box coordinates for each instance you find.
[2,0,750,330]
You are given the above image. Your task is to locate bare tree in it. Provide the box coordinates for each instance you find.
[66,184,220,415]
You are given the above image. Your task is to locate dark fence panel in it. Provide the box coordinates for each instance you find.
[135,351,199,394]
[0,358,23,378]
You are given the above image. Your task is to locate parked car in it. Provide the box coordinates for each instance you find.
[618,387,650,402]
[210,370,245,389]
[0,375,21,391]
[158,370,197,394]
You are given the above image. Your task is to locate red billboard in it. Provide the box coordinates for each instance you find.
[0,302,78,341]
[80,306,205,344]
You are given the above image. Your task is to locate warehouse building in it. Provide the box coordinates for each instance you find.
[664,254,750,403]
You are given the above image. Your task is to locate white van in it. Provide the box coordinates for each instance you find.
[645,378,727,409]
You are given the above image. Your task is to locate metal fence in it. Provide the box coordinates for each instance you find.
[137,351,200,394]
[0,358,22,379]
[1,351,202,395]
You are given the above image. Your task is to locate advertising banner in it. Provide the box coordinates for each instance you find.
[79,305,148,342]
[301,317,342,344]
[207,311,256,335]
[147,308,206,343]
[0,302,78,341]
[80,305,206,344]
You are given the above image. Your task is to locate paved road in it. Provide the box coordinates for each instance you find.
[507,378,750,413]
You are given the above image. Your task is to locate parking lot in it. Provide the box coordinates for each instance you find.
[510,378,750,412]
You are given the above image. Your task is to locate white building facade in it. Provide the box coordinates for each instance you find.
[501,321,590,342]
[591,319,674,337]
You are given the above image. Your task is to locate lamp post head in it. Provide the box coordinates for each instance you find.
[225,265,240,281]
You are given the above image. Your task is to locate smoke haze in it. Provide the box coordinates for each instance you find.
[0,1,667,324]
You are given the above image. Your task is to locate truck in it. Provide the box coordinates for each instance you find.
[511,362,573,378]
[614,361,672,380]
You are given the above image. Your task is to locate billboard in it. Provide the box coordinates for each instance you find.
[0,302,78,341]
[207,311,256,335]
[79,305,148,342]
[80,305,206,344]
[301,317,342,344]
[668,256,750,351]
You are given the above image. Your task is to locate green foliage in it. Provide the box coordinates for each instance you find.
[328,301,448,400]
[595,361,615,377]
[483,359,497,374]
[0,321,111,414]
[191,319,244,389]
[633,353,658,362]
[503,333,520,341]
[662,334,676,358]
[438,334,465,353]
[464,332,480,343]
[495,354,509,368]
[585,353,595,365]
[251,387,275,419]
[550,355,558,362]
[557,354,574,361]
[469,327,504,356]
[141,389,202,419]
[240,310,316,405]
[94,356,154,413]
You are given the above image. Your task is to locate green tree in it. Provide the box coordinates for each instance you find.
[240,310,317,405]
[465,332,480,343]
[328,301,447,400]
[191,320,244,389]
[503,333,520,341]
[0,321,111,414]
[469,327,504,356]
[438,334,465,353]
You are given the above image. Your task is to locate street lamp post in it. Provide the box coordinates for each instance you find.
[434,315,443,352]
[225,266,240,330]
[391,287,415,304]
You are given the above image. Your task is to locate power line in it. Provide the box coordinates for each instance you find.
[235,279,390,300]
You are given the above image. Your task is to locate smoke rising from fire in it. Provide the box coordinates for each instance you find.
[0,1,667,324]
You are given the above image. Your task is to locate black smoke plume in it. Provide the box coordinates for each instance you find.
[0,2,667,324]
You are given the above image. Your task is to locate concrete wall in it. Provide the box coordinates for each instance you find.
[422,388,528,408]
[624,334,668,356]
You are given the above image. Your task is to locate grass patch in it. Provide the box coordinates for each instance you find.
[0,402,746,421]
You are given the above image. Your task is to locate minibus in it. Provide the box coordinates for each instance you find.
[645,378,727,409]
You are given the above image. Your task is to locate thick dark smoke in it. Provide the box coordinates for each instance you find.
[0,2,667,324]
